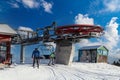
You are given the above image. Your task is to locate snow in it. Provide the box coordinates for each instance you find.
[0,62,120,80]
[0,24,16,35]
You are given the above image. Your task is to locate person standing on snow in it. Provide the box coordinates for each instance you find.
[48,52,55,66]
[32,48,40,68]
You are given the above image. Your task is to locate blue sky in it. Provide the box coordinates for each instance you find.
[0,0,120,29]
[0,0,120,63]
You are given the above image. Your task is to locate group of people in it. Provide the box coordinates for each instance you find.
[32,48,55,68]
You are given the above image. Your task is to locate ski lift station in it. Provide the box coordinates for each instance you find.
[0,23,104,65]
[0,24,16,65]
[78,45,109,63]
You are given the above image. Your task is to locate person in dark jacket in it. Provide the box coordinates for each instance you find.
[32,48,40,68]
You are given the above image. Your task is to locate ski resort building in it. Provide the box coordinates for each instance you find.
[78,45,108,63]
[0,24,16,64]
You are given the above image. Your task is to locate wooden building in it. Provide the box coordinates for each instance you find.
[0,24,16,64]
[78,45,108,63]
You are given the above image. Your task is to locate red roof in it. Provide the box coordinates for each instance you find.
[55,24,103,35]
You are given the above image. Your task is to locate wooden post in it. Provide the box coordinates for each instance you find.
[6,41,11,61]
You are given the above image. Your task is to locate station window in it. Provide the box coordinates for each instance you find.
[0,42,7,63]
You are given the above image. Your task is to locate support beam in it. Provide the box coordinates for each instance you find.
[6,41,11,60]
[55,40,74,65]
[20,45,25,64]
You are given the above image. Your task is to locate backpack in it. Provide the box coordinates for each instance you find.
[50,52,55,58]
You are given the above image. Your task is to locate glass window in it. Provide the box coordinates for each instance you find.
[103,51,107,55]
[97,50,102,55]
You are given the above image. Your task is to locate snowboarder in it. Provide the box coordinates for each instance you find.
[48,52,55,66]
[32,48,40,68]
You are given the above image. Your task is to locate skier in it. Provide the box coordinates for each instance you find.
[32,48,40,68]
[48,52,55,66]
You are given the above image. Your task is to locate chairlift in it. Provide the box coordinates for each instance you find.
[37,43,54,59]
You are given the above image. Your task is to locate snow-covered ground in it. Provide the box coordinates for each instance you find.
[0,62,120,80]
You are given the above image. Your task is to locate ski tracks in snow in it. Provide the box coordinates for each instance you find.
[43,64,120,80]
[44,65,87,80]
[0,63,120,80]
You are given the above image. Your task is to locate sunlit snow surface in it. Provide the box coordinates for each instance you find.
[0,63,120,80]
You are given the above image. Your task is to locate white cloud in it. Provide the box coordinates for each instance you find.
[103,17,119,50]
[7,0,39,9]
[7,0,20,8]
[111,49,120,58]
[13,3,19,8]
[75,14,94,25]
[18,26,33,31]
[21,0,39,8]
[8,0,53,13]
[21,0,53,13]
[9,3,19,8]
[40,0,53,13]
[18,26,34,39]
[100,0,120,12]
[100,17,120,62]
